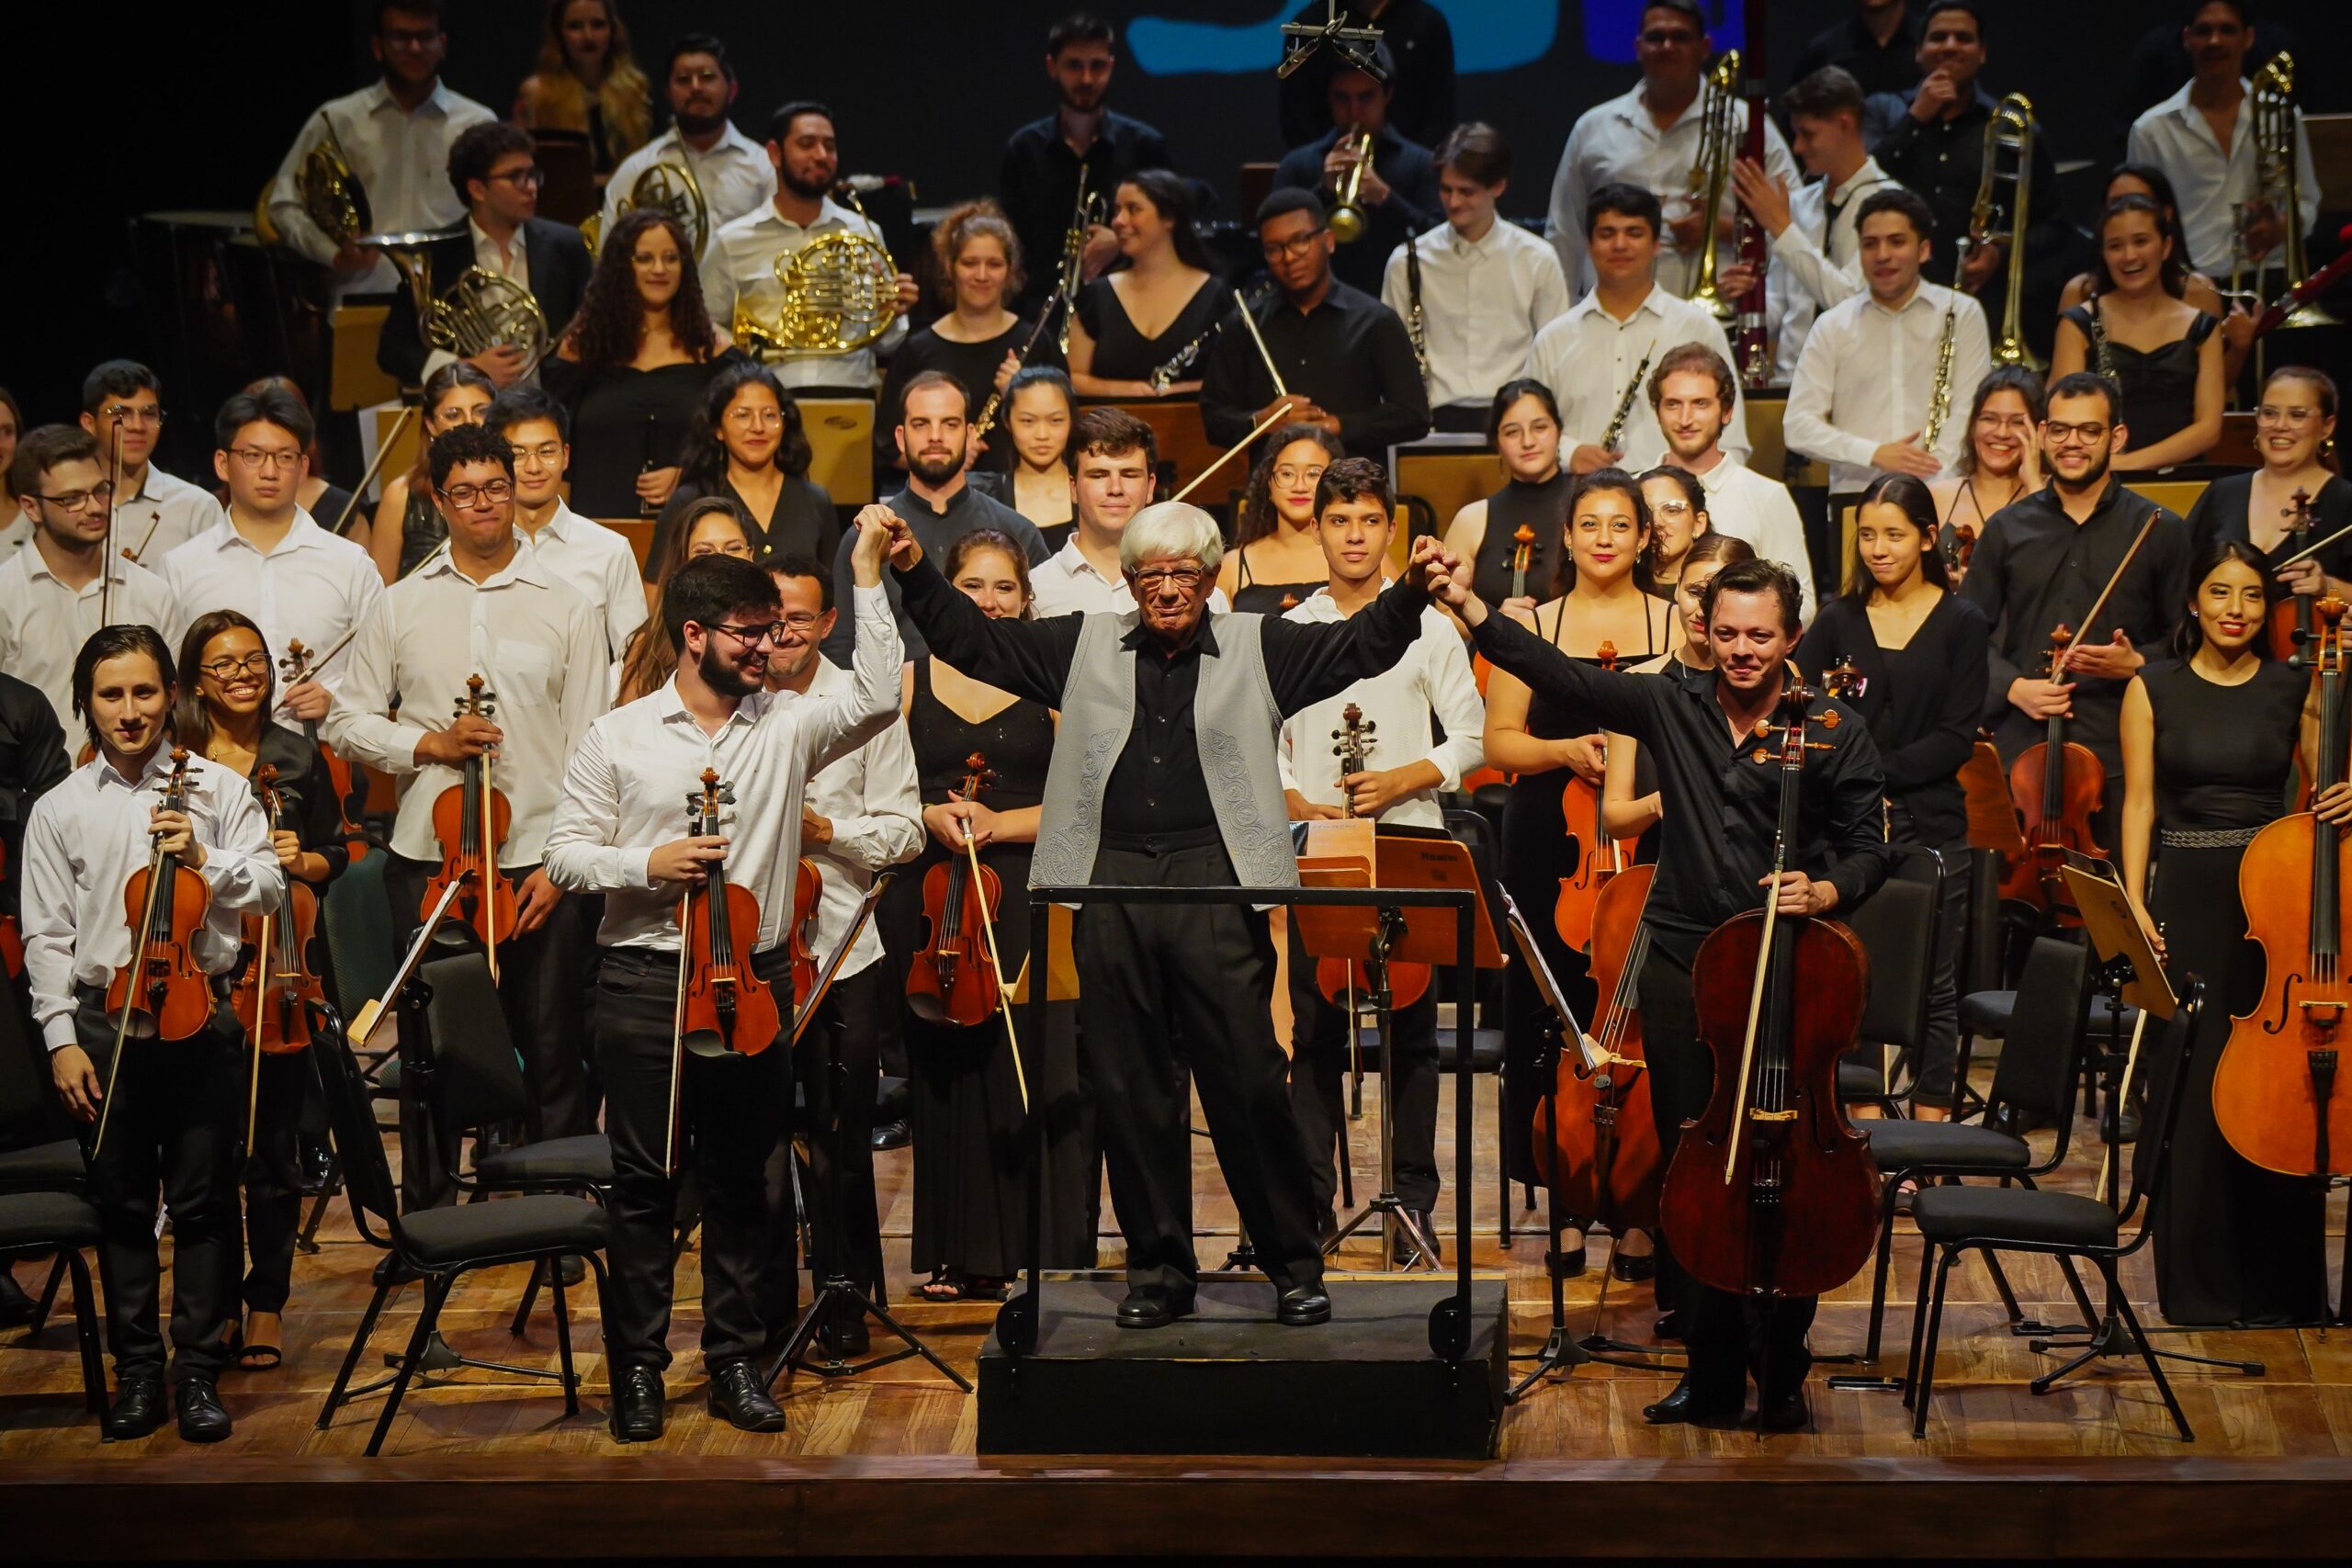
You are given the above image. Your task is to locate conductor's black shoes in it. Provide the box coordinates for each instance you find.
[707,1359,787,1432]
[1114,1288,1195,1329]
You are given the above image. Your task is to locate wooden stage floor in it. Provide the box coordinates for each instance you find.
[6,1064,2352,1559]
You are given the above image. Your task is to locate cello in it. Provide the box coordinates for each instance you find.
[908,752,1006,1027]
[1999,624,2107,915]
[1314,703,1432,1010]
[675,769,782,1062]
[1657,680,1880,1303]
[95,749,216,1156]
[2215,595,2352,1177]
[421,674,517,980]
[1554,642,1631,953]
[2267,486,2318,664]
[233,764,323,1055]
[278,635,370,864]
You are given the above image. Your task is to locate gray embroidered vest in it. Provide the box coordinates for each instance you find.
[1032,610,1296,894]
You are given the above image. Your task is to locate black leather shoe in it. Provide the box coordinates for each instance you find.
[1394,1213,1442,1269]
[1276,1285,1332,1326]
[104,1376,168,1441]
[0,1269,40,1327]
[869,1118,910,1152]
[1652,1310,1688,1343]
[1550,1245,1588,1280]
[610,1364,665,1442]
[1610,1248,1657,1283]
[1643,1377,1744,1426]
[175,1376,232,1443]
[707,1359,787,1432]
[1114,1288,1196,1330]
[1755,1388,1811,1433]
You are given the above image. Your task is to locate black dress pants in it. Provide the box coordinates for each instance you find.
[759,958,888,1325]
[1638,945,1816,1402]
[239,1049,311,1315]
[594,944,789,1372]
[1285,917,1440,1216]
[1075,840,1324,1298]
[75,990,240,1385]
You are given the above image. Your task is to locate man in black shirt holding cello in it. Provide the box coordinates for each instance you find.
[1426,549,1892,1431]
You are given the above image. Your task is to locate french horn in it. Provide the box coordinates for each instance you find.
[582,158,710,257]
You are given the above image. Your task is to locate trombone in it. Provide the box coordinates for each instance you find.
[1328,130,1375,243]
[1966,93,2042,372]
[2251,53,2331,329]
[1685,51,1740,323]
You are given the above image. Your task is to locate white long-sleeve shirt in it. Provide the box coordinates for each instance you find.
[112,463,222,568]
[264,80,496,298]
[1783,280,1991,496]
[542,582,901,953]
[2127,79,2320,279]
[794,654,922,978]
[699,197,908,391]
[1684,453,1817,620]
[22,748,282,1049]
[322,540,607,866]
[160,510,383,694]
[1279,592,1485,832]
[0,547,179,765]
[601,123,778,261]
[1524,284,1752,471]
[1381,218,1572,412]
[518,502,649,661]
[1767,157,1899,380]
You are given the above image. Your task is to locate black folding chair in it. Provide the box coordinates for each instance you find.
[311,1008,613,1457]
[0,985,88,1337]
[1837,847,1946,1118]
[0,1189,107,1429]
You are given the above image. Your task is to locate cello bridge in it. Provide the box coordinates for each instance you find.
[1746,1108,1798,1122]
[2300,999,2346,1029]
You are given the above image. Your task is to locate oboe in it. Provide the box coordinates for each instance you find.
[1920,242,1965,454]
[1601,346,1655,455]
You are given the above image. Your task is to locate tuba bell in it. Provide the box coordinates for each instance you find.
[1327,131,1374,243]
[425,268,550,375]
[583,158,710,258]
[1967,93,2042,371]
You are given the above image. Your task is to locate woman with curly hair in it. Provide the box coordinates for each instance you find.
[513,0,651,182]
[543,207,741,517]
[876,199,1055,475]
[650,360,840,576]
[614,496,754,703]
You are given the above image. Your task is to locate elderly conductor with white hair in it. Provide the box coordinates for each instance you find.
[877,498,1442,1327]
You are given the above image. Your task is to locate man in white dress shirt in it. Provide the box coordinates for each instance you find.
[264,0,496,300]
[1382,122,1571,431]
[1545,0,1798,299]
[77,362,219,567]
[1028,407,1235,619]
[323,424,608,1209]
[1648,344,1817,615]
[699,102,918,391]
[2,426,179,762]
[1785,188,1991,505]
[1525,184,1751,477]
[600,33,777,256]
[2126,1,2318,281]
[1278,457,1484,1260]
[757,554,922,1361]
[159,388,383,725]
[490,386,647,660]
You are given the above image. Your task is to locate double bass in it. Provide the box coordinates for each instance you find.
[675,769,781,1061]
[421,675,517,978]
[233,764,323,1055]
[2216,595,2352,1177]
[908,752,1006,1027]
[1657,680,1879,1303]
[1999,624,2107,914]
[1314,704,1432,1010]
[1554,642,1631,953]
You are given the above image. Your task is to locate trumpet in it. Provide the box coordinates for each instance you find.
[1685,51,1740,322]
[1058,169,1104,352]
[1966,93,2041,371]
[1328,130,1374,243]
[2252,53,2331,329]
[582,158,710,258]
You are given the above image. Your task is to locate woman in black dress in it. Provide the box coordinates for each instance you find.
[901,529,1092,1299]
[2186,367,2352,603]
[650,360,838,576]
[368,362,495,582]
[2121,541,2340,1325]
[1802,474,1991,1120]
[998,367,1077,547]
[1066,170,1223,400]
[1438,379,1574,618]
[1484,470,1676,1269]
[616,498,754,705]
[541,207,741,518]
[1217,424,1343,614]
[878,201,1051,476]
[2051,194,2223,472]
[176,611,346,1371]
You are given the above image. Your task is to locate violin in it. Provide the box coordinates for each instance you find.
[1999,624,2108,916]
[233,764,323,1055]
[1657,680,1879,1300]
[1314,703,1432,1010]
[1821,656,1885,840]
[676,768,781,1059]
[103,747,215,1043]
[421,675,518,978]
[279,637,369,864]
[908,752,1007,1027]
[790,855,823,1004]
[1527,866,1663,1235]
[1942,520,1978,579]
[2216,595,2352,1177]
[1554,641,1631,953]
[2267,486,2319,664]
[1509,521,1537,604]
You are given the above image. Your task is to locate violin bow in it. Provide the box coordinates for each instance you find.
[98,418,124,626]
[792,872,895,1046]
[245,901,273,1168]
[2276,516,2352,573]
[667,886,691,1176]
[964,825,1030,1114]
[332,404,419,537]
[1170,402,1296,504]
[2058,512,2161,664]
[91,821,173,1162]
[1234,287,1289,398]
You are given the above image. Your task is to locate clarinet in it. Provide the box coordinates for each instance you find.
[1602,345,1655,454]
[2085,289,2119,384]
[1920,249,1964,454]
[1405,230,1429,380]
[1148,279,1274,393]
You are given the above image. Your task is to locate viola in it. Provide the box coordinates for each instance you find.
[103,747,215,1043]
[908,752,1008,1028]
[1554,641,1631,953]
[279,636,370,864]
[1657,680,1879,1299]
[1999,624,2108,916]
[790,855,823,1004]
[1314,704,1433,1010]
[2216,595,2352,1176]
[421,674,518,977]
[1528,866,1662,1235]
[233,764,323,1055]
[2267,485,2319,665]
[677,768,781,1059]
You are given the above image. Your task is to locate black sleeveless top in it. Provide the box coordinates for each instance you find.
[398,486,446,579]
[1469,468,1574,607]
[1523,595,1663,744]
[2141,657,2306,832]
[1075,275,1224,384]
[2061,303,2219,454]
[1231,542,1326,615]
[909,657,1057,971]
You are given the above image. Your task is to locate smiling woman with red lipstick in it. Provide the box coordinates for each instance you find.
[2120,539,2348,1328]
[2185,367,2352,604]
[2052,195,2223,472]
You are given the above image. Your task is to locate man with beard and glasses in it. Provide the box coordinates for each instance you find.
[700,100,918,392]
[879,501,1442,1331]
[1648,344,1815,615]
[999,12,1170,319]
[601,32,776,253]
[823,372,1048,664]
[547,524,902,1442]
[322,425,608,1210]
[1960,372,2194,843]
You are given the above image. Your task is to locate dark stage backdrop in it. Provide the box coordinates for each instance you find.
[6,0,2346,465]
